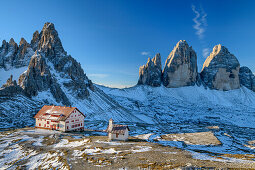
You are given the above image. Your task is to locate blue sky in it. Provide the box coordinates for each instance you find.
[0,0,255,88]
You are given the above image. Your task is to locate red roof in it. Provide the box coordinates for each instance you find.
[34,105,85,121]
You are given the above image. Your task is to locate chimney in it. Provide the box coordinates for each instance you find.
[108,118,113,132]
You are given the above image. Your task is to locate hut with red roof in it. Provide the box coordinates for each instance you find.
[34,105,85,132]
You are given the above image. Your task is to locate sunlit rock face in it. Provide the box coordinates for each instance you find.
[162,40,197,88]
[138,53,162,87]
[239,66,255,92]
[201,44,240,91]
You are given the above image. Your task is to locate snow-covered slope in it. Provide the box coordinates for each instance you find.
[98,85,255,127]
[97,85,255,155]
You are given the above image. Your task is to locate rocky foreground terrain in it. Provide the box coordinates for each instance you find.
[1,128,255,169]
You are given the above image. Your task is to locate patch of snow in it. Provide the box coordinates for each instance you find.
[54,139,89,148]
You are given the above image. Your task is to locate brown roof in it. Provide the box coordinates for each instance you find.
[34,105,85,121]
[107,124,130,134]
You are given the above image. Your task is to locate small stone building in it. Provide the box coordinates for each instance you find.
[34,105,85,132]
[106,119,130,141]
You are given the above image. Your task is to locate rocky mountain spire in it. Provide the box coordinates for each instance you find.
[239,66,255,92]
[200,44,240,91]
[162,40,197,88]
[31,30,40,51]
[138,53,162,87]
[37,22,66,58]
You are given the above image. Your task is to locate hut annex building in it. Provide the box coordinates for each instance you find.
[106,119,130,141]
[34,105,85,132]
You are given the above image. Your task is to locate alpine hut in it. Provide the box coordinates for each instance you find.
[34,105,85,132]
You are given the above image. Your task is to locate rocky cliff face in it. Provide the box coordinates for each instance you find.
[138,53,162,86]
[0,38,34,70]
[239,66,255,92]
[201,45,240,91]
[162,40,197,88]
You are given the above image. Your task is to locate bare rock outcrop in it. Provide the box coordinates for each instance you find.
[18,54,70,105]
[138,53,162,87]
[0,75,24,96]
[200,45,240,91]
[239,66,255,92]
[0,38,34,69]
[37,22,66,60]
[162,40,197,88]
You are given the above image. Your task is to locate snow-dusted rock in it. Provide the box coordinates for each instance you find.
[239,66,255,92]
[18,54,70,105]
[0,38,34,69]
[138,53,162,87]
[162,40,197,88]
[201,44,240,91]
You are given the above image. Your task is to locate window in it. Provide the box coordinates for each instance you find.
[67,126,69,129]
[39,123,41,126]
[71,120,74,122]
[47,121,49,124]
[66,121,69,123]
[72,125,74,128]
[116,133,119,138]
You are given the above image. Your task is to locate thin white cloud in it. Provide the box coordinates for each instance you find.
[141,51,150,56]
[202,48,210,58]
[87,73,109,79]
[191,5,207,40]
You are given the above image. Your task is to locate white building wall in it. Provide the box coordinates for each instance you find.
[36,118,65,131]
[65,109,85,132]
[109,129,129,141]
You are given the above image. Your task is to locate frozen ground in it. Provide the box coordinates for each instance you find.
[1,128,255,169]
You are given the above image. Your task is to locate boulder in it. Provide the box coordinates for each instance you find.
[200,44,240,91]
[162,40,197,88]
[138,53,162,87]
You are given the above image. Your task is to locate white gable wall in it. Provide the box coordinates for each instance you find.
[65,109,85,131]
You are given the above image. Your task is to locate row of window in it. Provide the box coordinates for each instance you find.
[38,124,59,129]
[66,119,80,123]
[66,123,83,129]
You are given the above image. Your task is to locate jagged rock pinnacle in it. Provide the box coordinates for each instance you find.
[201,44,240,91]
[138,53,162,87]
[162,40,197,88]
